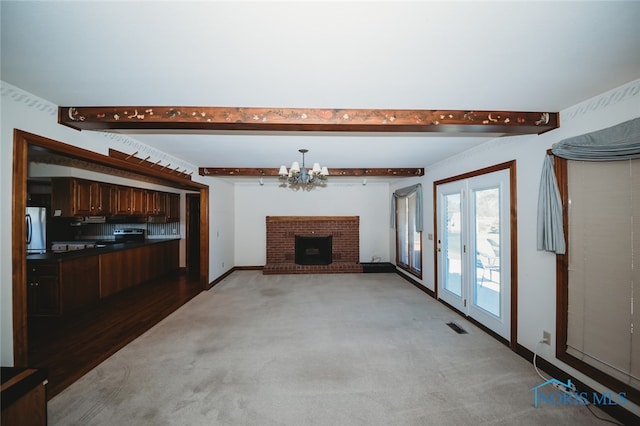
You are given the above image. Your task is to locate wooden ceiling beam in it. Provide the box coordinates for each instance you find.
[59,106,558,134]
[199,167,424,177]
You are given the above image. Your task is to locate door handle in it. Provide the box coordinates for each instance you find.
[26,214,32,244]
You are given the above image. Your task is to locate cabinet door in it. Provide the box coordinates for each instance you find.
[166,193,180,222]
[114,186,131,215]
[156,192,167,216]
[95,183,113,215]
[130,188,145,215]
[144,191,162,215]
[73,179,93,216]
[27,263,60,316]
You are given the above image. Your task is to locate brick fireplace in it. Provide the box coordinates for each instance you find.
[263,216,363,274]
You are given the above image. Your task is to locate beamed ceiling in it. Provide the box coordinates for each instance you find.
[2,1,639,181]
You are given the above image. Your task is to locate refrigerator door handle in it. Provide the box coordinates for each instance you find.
[26,214,32,244]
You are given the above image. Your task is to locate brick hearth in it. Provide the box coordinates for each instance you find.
[263,216,363,274]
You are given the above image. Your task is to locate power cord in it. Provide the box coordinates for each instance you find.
[532,341,624,425]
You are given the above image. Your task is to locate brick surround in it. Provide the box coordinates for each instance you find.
[263,216,363,274]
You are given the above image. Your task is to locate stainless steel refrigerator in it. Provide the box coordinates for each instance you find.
[26,207,47,254]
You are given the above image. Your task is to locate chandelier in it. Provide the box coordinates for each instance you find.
[278,149,329,190]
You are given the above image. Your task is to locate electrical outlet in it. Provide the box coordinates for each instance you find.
[542,331,551,345]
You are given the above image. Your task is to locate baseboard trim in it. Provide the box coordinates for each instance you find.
[234,266,264,271]
[207,268,235,289]
[395,270,435,298]
[515,344,638,425]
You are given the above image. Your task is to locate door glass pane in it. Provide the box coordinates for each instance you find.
[473,187,500,317]
[444,193,462,296]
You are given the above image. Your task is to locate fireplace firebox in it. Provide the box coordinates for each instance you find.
[295,235,332,265]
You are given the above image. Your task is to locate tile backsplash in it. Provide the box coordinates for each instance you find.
[77,223,181,240]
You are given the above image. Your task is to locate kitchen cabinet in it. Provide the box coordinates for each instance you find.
[114,186,145,216]
[52,178,181,220]
[27,257,100,316]
[26,262,59,316]
[145,190,167,216]
[51,178,113,217]
[95,183,113,215]
[74,179,93,215]
[99,240,179,298]
[166,193,180,222]
[28,240,179,314]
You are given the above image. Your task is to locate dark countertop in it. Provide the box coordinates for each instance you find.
[26,238,180,262]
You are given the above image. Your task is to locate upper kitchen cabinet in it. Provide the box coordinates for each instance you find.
[51,178,112,217]
[51,178,180,220]
[145,190,167,216]
[95,183,113,216]
[114,186,145,216]
[166,193,180,222]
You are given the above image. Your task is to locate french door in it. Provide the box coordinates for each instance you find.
[436,168,511,340]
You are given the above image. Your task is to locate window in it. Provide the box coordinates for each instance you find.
[556,157,639,405]
[394,184,422,277]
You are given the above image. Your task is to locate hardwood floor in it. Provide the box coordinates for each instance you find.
[27,272,202,400]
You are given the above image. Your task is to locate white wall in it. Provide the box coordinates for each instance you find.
[0,81,213,365]
[234,180,390,266]
[416,79,640,415]
[208,177,235,277]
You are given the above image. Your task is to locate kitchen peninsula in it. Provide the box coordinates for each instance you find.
[26,238,179,316]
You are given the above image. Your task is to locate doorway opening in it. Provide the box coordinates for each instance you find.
[186,193,201,276]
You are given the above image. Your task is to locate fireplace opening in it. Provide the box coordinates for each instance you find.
[295,235,333,265]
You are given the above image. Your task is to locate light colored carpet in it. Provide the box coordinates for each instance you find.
[49,271,612,425]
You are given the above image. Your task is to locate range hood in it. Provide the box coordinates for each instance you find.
[75,216,107,223]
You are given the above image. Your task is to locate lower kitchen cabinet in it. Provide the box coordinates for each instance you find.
[59,256,99,313]
[99,240,179,298]
[27,240,178,315]
[27,257,100,316]
[27,263,59,316]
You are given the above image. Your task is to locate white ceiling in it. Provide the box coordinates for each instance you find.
[2,1,639,175]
